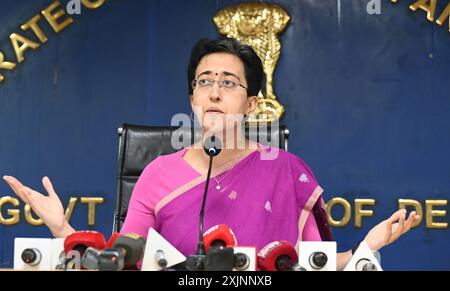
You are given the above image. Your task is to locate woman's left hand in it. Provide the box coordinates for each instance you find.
[363,209,420,251]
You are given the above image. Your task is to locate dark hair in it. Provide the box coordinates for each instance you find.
[187,37,263,97]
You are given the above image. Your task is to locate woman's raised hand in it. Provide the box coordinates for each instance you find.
[3,175,74,238]
[364,209,419,251]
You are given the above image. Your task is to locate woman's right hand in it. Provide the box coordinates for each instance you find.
[3,175,75,238]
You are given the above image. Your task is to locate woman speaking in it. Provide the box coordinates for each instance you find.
[3,37,419,271]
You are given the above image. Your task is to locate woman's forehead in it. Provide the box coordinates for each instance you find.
[196,53,245,77]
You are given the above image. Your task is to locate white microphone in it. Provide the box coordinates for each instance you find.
[14,238,53,270]
[141,228,186,271]
[15,238,72,271]
[355,258,378,271]
[297,241,337,271]
[154,250,168,268]
[21,248,42,266]
[344,240,383,271]
[232,247,257,271]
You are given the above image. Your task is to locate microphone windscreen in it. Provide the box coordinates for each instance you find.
[257,240,298,271]
[64,231,106,255]
[106,232,121,249]
[203,224,237,252]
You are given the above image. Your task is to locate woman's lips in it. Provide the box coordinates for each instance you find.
[206,110,224,114]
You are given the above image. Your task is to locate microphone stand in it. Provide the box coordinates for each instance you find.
[197,154,214,256]
[185,136,221,271]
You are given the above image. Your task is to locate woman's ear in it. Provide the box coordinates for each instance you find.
[247,96,259,114]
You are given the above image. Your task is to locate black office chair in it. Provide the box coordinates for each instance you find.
[113,123,290,232]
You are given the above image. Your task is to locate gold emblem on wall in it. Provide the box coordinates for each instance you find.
[214,3,291,124]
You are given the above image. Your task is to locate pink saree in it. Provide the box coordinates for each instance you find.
[120,144,331,256]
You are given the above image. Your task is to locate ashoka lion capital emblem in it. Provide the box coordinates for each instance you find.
[214,3,291,124]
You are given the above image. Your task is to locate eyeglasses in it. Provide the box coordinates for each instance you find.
[192,78,248,92]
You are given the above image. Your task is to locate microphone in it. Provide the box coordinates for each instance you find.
[234,252,251,271]
[63,232,120,271]
[14,238,59,270]
[64,231,106,257]
[80,232,122,270]
[257,241,306,271]
[205,246,235,271]
[203,224,237,271]
[202,224,254,271]
[355,249,380,271]
[80,247,101,270]
[21,248,42,266]
[62,231,106,270]
[232,247,257,271]
[356,258,378,271]
[111,233,146,269]
[96,233,146,271]
[343,240,383,271]
[203,224,237,252]
[199,135,222,254]
[81,233,146,271]
[203,135,222,157]
[309,252,328,270]
[141,228,186,271]
[185,135,222,271]
[98,248,126,271]
[298,241,337,271]
[154,250,168,268]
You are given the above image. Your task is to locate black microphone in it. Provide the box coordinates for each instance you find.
[21,248,42,266]
[234,253,251,271]
[309,252,328,270]
[98,248,126,271]
[185,135,222,271]
[112,233,146,270]
[81,247,101,270]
